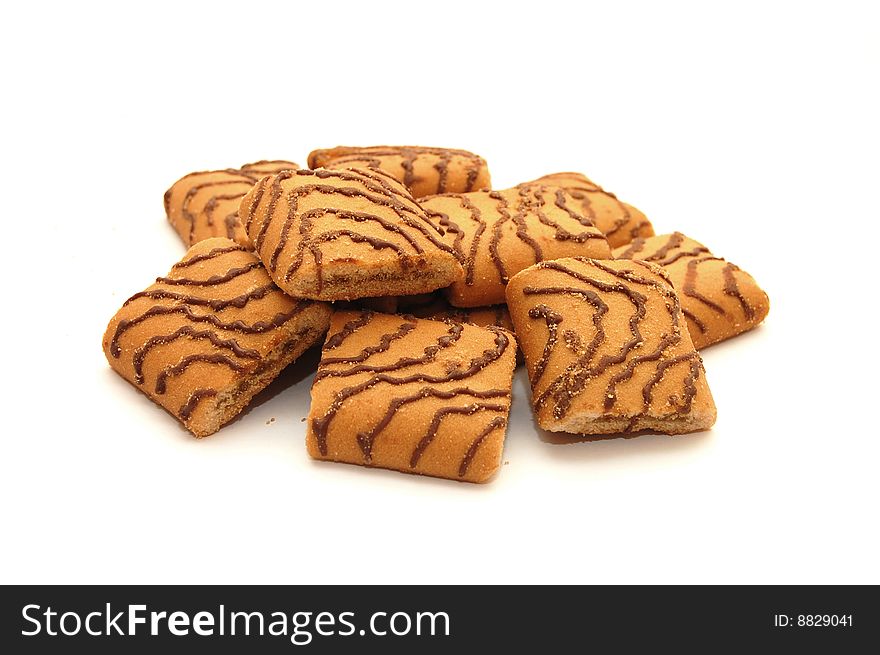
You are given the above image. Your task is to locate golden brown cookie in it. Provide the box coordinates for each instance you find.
[528,172,653,248]
[306,311,517,483]
[307,145,490,198]
[164,160,299,247]
[421,183,612,307]
[398,292,515,332]
[103,238,331,437]
[614,232,769,349]
[506,257,716,435]
[241,167,463,301]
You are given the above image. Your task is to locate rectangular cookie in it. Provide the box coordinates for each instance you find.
[528,172,654,248]
[103,238,331,437]
[421,182,612,307]
[614,232,769,349]
[307,145,490,198]
[241,167,463,301]
[164,160,299,247]
[306,311,517,483]
[506,257,716,435]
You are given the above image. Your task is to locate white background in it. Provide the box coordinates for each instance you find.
[1,1,877,584]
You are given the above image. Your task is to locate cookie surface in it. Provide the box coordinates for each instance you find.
[306,311,517,483]
[528,172,653,248]
[241,167,463,301]
[614,232,769,349]
[307,145,490,198]
[103,238,331,437]
[164,160,299,247]
[421,183,612,307]
[398,292,515,333]
[506,257,716,435]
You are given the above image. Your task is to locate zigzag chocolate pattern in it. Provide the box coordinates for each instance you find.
[242,168,460,299]
[508,258,713,431]
[529,172,654,248]
[613,232,769,349]
[164,160,299,247]
[421,183,611,306]
[103,240,325,434]
[309,312,514,479]
[307,145,490,198]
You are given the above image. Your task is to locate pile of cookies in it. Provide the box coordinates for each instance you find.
[103,145,769,483]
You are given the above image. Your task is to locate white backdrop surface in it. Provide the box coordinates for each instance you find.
[1,1,877,584]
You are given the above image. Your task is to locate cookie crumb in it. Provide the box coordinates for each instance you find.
[265,417,276,425]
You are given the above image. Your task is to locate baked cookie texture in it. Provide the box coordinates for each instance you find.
[397,292,515,332]
[241,167,463,301]
[528,172,653,248]
[307,145,490,198]
[165,160,299,247]
[614,232,769,349]
[103,238,331,438]
[421,182,612,307]
[506,257,716,435]
[306,311,517,483]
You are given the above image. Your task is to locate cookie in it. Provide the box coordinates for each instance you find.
[421,183,612,307]
[307,145,490,198]
[103,238,331,437]
[306,311,517,482]
[528,172,653,248]
[614,232,769,349]
[398,292,515,332]
[164,160,299,247]
[506,257,716,435]
[241,167,463,301]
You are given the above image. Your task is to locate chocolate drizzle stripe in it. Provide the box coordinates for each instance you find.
[324,312,374,350]
[652,246,710,267]
[173,244,248,268]
[311,327,510,455]
[254,171,292,253]
[243,176,270,234]
[637,352,702,422]
[550,187,596,228]
[179,177,256,244]
[602,332,681,412]
[178,389,218,421]
[681,308,708,334]
[314,323,465,381]
[155,353,249,394]
[488,191,513,283]
[156,260,264,287]
[542,174,636,239]
[458,195,484,285]
[683,257,727,314]
[321,320,417,366]
[527,304,563,385]
[511,189,544,266]
[124,284,277,312]
[355,387,510,462]
[617,237,646,259]
[524,261,681,419]
[250,171,457,286]
[644,233,685,262]
[313,146,486,197]
[110,302,310,358]
[131,325,260,383]
[722,262,755,319]
[458,416,507,477]
[409,403,507,469]
[276,206,428,281]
